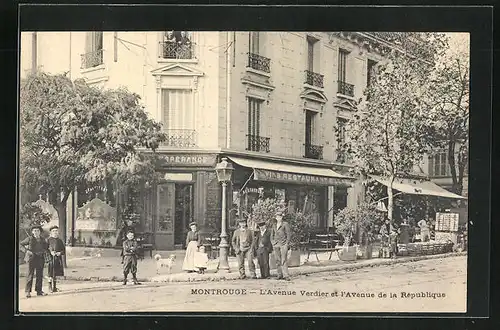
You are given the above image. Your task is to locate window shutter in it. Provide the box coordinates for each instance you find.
[428,155,434,176]
[85,32,92,53]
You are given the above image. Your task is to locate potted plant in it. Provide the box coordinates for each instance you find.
[285,210,313,267]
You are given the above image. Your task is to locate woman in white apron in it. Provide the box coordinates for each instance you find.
[182,222,201,272]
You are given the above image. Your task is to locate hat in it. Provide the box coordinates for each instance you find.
[257,221,266,227]
[49,225,59,231]
[126,229,135,234]
[275,211,284,216]
[30,224,43,231]
[238,218,247,223]
[189,222,197,227]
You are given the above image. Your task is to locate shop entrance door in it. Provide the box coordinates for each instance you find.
[174,184,194,248]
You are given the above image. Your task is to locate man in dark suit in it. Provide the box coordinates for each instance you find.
[254,221,272,279]
[231,218,256,279]
[19,224,49,298]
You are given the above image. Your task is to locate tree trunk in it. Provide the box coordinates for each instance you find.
[55,198,69,268]
[448,140,460,194]
[387,175,395,226]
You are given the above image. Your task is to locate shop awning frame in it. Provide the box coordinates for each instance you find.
[227,156,354,186]
[369,175,467,200]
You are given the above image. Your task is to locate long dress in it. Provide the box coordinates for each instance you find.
[47,237,65,277]
[182,231,201,272]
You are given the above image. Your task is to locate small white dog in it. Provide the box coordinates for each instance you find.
[154,254,176,274]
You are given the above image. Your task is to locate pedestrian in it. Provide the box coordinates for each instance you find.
[389,228,399,259]
[182,222,201,273]
[254,221,272,279]
[399,218,410,244]
[19,224,49,298]
[418,218,430,242]
[231,218,256,279]
[47,225,65,293]
[116,219,136,264]
[270,211,291,281]
[122,230,141,285]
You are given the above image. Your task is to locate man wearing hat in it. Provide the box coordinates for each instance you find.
[231,218,256,279]
[254,221,272,279]
[122,230,141,285]
[47,225,65,292]
[270,211,291,281]
[19,224,49,298]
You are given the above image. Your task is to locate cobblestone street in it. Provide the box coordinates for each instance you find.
[18,255,466,313]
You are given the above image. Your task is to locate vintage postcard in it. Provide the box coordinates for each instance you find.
[17,29,471,314]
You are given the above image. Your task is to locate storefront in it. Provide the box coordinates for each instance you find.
[224,155,354,231]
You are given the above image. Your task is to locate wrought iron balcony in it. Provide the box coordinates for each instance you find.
[305,70,324,88]
[337,81,355,97]
[80,49,103,69]
[246,135,270,153]
[161,129,197,148]
[247,53,271,73]
[304,144,323,160]
[158,41,195,60]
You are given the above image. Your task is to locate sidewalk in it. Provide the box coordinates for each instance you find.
[18,249,467,284]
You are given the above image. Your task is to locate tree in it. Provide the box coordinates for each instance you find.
[425,37,469,195]
[20,72,166,263]
[339,33,448,225]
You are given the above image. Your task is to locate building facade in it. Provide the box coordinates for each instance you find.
[21,31,410,250]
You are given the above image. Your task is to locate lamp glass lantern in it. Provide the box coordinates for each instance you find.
[215,157,234,182]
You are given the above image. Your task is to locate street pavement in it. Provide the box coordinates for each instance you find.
[18,255,467,313]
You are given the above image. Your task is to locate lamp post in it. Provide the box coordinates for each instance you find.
[215,157,234,272]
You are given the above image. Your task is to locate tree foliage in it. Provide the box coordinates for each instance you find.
[339,33,449,223]
[20,72,166,244]
[424,38,469,195]
[334,202,385,246]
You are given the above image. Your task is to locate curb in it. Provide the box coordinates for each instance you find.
[19,252,466,285]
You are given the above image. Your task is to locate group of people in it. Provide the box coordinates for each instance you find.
[19,224,65,298]
[379,217,433,258]
[163,31,192,59]
[181,210,292,281]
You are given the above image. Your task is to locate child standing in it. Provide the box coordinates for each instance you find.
[47,225,65,293]
[194,245,209,274]
[122,230,141,285]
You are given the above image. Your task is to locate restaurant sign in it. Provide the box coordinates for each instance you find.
[253,169,351,186]
[159,154,217,167]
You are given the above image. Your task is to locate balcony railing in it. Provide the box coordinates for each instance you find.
[305,70,324,88]
[158,41,195,60]
[247,53,271,73]
[246,135,270,153]
[80,49,103,69]
[161,129,197,148]
[304,144,323,160]
[337,81,355,97]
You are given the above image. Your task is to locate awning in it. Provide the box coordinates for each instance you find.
[227,156,354,186]
[370,175,466,199]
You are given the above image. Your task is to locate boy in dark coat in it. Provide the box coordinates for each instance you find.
[254,221,272,279]
[122,230,141,285]
[19,225,49,298]
[47,225,65,293]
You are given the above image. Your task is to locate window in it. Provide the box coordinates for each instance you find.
[428,152,449,177]
[82,32,103,69]
[161,31,193,59]
[367,59,377,88]
[305,110,322,159]
[338,49,348,83]
[307,37,315,72]
[336,118,348,163]
[246,98,269,152]
[161,89,196,147]
[249,32,260,55]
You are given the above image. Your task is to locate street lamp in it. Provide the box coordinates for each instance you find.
[215,157,234,272]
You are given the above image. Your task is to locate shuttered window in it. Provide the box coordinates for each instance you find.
[247,97,261,137]
[161,89,194,130]
[249,32,260,54]
[338,49,348,83]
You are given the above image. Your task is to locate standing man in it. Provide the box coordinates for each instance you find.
[270,211,291,281]
[47,225,65,293]
[254,221,272,279]
[20,224,49,298]
[231,218,256,279]
[122,230,141,285]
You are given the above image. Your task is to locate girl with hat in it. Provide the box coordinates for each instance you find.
[47,225,65,292]
[182,222,201,272]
